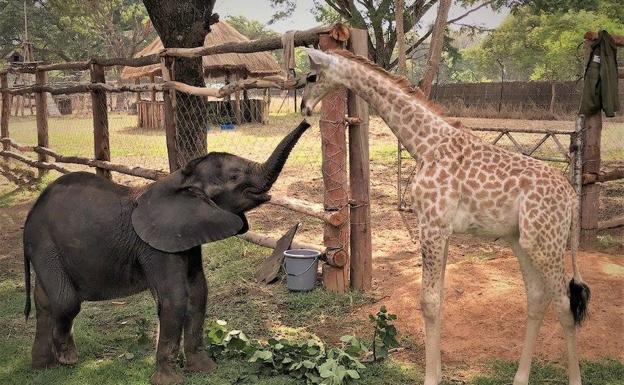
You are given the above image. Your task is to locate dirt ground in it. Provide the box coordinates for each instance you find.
[1,115,622,368]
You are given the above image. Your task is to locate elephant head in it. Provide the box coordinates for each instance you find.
[131,120,311,253]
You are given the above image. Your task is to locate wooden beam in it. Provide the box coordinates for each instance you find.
[34,146,167,180]
[580,110,602,246]
[268,195,347,226]
[0,138,35,152]
[319,33,350,294]
[35,70,49,178]
[4,76,307,98]
[347,28,372,291]
[0,73,9,160]
[163,24,339,59]
[90,64,111,179]
[237,231,325,255]
[598,216,624,230]
[583,167,624,184]
[0,150,71,174]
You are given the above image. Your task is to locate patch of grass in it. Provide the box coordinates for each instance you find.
[469,360,624,385]
[597,234,619,249]
[1,231,621,385]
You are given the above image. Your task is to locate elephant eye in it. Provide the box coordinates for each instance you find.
[229,174,239,182]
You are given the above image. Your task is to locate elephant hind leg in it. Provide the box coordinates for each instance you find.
[35,257,81,366]
[32,280,57,369]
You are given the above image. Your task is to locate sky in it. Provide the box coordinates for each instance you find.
[213,0,510,34]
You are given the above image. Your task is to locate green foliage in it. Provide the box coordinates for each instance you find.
[461,6,624,82]
[204,320,368,385]
[226,16,278,40]
[368,306,399,362]
[0,0,153,64]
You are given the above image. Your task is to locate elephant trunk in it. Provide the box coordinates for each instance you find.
[258,120,311,190]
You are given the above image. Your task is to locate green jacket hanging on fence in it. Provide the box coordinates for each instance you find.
[579,30,619,117]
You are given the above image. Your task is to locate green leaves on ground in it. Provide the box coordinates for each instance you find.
[369,306,399,362]
[205,307,395,385]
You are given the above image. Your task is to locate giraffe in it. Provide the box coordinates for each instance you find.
[300,48,591,385]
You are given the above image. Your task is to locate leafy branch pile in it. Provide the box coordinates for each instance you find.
[204,307,398,385]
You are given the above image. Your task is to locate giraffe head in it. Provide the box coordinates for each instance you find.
[300,48,345,116]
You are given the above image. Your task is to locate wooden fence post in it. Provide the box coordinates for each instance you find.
[580,111,601,246]
[161,57,179,172]
[35,70,49,177]
[1,73,9,159]
[90,63,111,179]
[347,29,372,291]
[319,33,350,293]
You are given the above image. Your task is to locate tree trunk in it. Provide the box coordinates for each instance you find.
[549,81,556,116]
[395,0,407,76]
[419,0,451,99]
[142,0,218,167]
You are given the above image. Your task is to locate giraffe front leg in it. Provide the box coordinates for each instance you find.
[420,227,450,385]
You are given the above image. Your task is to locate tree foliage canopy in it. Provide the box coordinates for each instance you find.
[460,5,624,82]
[0,0,153,63]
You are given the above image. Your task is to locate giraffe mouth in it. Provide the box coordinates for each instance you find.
[301,105,313,116]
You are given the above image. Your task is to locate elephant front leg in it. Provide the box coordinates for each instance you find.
[183,251,216,374]
[152,292,186,385]
[144,255,190,385]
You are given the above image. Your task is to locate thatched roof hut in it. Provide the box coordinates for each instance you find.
[120,21,281,80]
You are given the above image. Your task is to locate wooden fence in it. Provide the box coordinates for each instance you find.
[0,24,372,293]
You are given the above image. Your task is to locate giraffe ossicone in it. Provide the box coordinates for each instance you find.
[302,48,590,385]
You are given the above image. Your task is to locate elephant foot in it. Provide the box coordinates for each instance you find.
[31,354,58,370]
[150,369,184,385]
[54,341,78,365]
[185,351,217,373]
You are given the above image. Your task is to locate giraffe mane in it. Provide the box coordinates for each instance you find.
[331,49,463,129]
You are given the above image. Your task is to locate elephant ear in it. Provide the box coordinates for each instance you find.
[131,173,244,253]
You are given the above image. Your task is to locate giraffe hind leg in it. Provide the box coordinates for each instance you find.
[510,239,550,385]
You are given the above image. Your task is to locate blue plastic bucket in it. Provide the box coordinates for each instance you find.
[283,249,320,291]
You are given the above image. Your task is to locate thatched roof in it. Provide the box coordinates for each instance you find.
[121,21,281,80]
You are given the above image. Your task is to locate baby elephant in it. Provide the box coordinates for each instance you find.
[23,120,310,385]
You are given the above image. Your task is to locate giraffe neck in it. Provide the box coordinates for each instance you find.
[341,62,457,161]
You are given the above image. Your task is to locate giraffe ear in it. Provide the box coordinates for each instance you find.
[304,48,336,68]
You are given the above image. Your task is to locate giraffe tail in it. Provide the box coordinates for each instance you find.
[568,197,590,326]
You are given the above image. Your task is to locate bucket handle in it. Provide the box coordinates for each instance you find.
[283,256,319,277]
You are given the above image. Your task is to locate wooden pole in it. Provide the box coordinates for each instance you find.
[319,33,350,293]
[150,74,156,102]
[161,57,178,172]
[90,63,111,179]
[579,40,601,247]
[1,73,9,160]
[395,0,407,210]
[580,112,601,246]
[347,29,372,291]
[35,70,49,177]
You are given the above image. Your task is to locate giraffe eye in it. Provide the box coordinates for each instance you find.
[306,73,317,83]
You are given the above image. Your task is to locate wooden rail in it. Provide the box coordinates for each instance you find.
[0,24,343,76]
[3,76,306,98]
[268,195,347,226]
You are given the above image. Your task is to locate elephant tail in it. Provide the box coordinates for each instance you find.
[24,249,31,321]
